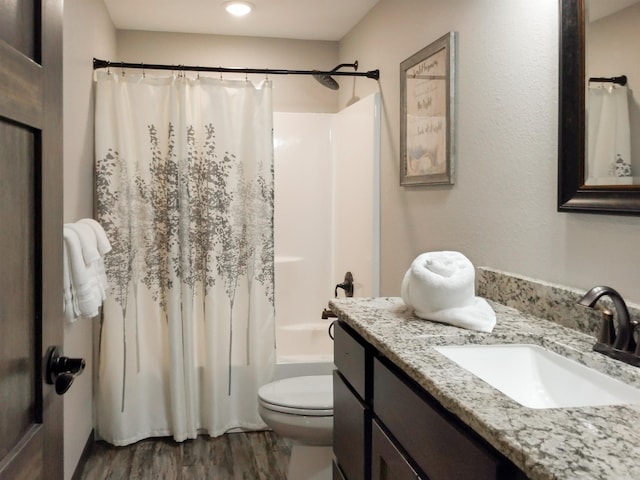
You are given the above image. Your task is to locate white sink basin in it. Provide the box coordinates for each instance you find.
[434,344,640,409]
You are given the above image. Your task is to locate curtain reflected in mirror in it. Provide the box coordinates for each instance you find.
[585,0,640,186]
[558,0,640,216]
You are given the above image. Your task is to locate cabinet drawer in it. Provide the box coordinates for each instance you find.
[374,357,507,480]
[334,321,367,400]
[371,420,420,480]
[334,370,369,480]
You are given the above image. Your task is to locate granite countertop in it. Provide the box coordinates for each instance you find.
[328,296,640,480]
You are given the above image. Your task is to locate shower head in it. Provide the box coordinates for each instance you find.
[313,61,359,90]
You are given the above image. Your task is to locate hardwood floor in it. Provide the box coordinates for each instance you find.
[77,431,292,480]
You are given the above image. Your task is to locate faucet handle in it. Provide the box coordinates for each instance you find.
[632,320,640,356]
[597,310,616,346]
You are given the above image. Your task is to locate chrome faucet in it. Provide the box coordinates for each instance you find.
[578,286,639,366]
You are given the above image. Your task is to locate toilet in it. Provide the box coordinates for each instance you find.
[258,375,333,480]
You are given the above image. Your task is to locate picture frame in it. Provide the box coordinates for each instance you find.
[400,32,456,186]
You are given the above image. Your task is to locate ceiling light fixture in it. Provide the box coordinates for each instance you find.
[224,1,254,17]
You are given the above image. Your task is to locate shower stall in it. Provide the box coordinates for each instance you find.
[272,93,381,377]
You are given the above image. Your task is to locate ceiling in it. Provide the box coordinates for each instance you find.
[103,0,380,41]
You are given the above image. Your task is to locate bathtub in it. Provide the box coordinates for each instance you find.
[274,321,335,380]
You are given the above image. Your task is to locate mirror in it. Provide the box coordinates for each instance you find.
[558,0,640,215]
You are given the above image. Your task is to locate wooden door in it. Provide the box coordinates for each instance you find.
[0,0,63,479]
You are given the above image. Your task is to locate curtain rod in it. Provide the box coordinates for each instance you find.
[93,58,380,80]
[588,75,627,86]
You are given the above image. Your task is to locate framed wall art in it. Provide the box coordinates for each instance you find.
[400,32,457,186]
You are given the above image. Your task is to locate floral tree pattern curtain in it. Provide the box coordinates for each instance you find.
[586,84,632,185]
[94,71,275,446]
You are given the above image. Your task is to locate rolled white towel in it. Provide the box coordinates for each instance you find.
[401,251,496,333]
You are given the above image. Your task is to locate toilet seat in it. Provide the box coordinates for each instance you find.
[258,375,333,417]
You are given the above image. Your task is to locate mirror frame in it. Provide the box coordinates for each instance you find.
[558,0,640,216]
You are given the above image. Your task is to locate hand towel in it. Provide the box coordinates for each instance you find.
[78,218,112,255]
[64,222,101,265]
[401,251,496,333]
[66,220,110,301]
[62,241,78,322]
[63,226,101,318]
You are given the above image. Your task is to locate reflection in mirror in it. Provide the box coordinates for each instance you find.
[585,0,640,186]
[558,0,640,216]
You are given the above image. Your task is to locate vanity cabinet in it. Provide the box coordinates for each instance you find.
[333,320,526,480]
[333,321,371,480]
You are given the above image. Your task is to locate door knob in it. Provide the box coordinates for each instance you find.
[45,346,86,395]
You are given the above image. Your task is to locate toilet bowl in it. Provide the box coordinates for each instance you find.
[258,375,333,480]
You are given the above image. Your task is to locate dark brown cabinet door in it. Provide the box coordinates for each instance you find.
[0,0,63,479]
[371,420,419,480]
[333,371,369,480]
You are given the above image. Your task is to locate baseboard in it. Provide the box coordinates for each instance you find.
[71,429,95,480]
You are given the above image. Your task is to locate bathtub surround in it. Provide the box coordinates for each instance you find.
[94,72,276,445]
[273,94,380,362]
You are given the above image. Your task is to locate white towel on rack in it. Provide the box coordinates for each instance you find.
[63,226,101,319]
[79,218,112,255]
[62,241,77,322]
[65,221,110,301]
[401,251,496,333]
[65,222,101,265]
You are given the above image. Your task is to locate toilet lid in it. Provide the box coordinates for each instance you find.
[258,375,333,414]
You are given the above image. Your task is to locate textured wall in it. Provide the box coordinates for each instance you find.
[63,0,116,478]
[339,0,640,304]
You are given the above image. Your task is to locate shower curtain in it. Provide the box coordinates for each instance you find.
[586,84,632,185]
[94,71,275,446]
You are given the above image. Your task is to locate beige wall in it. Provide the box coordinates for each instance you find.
[339,0,640,304]
[63,1,116,479]
[116,30,340,113]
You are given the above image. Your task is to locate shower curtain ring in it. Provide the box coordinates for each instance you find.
[121,61,125,77]
[141,63,145,78]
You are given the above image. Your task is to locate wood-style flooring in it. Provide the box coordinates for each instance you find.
[76,431,292,480]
